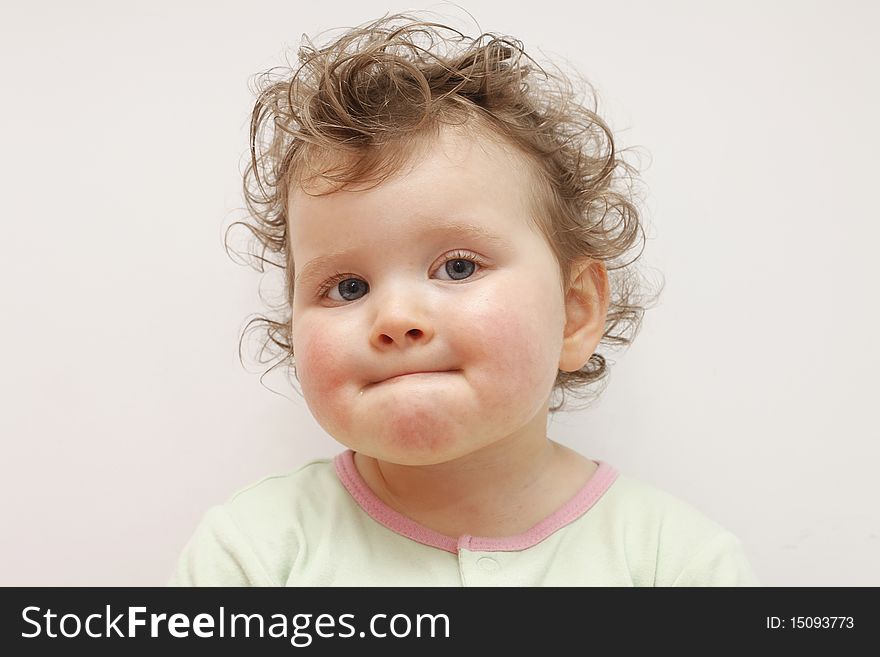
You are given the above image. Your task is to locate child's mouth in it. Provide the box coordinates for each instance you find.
[372,370,458,386]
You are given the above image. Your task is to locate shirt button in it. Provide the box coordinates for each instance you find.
[477,557,500,572]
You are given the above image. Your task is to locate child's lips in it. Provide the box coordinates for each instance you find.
[371,370,458,386]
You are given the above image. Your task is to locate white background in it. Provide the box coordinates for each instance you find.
[1,0,877,586]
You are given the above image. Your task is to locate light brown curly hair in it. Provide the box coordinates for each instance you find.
[226,10,663,413]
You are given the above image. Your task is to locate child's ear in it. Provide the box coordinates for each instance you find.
[558,259,610,373]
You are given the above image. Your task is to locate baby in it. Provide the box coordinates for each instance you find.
[169,12,759,586]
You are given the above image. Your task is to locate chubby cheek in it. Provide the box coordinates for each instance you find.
[292,321,355,434]
[458,279,562,411]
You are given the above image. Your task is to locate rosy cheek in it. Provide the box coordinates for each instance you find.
[461,283,559,398]
[496,315,548,390]
[295,327,350,396]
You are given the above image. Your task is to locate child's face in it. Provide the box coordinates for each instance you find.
[288,126,569,466]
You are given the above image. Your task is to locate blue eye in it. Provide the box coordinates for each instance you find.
[320,251,484,303]
[336,278,368,302]
[445,258,476,281]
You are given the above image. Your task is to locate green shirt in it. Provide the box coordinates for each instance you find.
[168,450,760,586]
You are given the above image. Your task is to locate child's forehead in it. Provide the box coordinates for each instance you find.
[291,121,527,200]
[290,147,526,238]
[286,123,548,268]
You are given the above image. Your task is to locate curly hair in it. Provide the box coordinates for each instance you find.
[226,10,663,413]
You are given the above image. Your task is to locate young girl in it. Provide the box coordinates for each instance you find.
[169,12,759,586]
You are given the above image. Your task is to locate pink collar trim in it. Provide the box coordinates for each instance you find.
[333,449,619,554]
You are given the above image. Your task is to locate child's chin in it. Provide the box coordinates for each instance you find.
[365,432,470,467]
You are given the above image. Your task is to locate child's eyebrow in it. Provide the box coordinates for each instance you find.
[295,221,507,288]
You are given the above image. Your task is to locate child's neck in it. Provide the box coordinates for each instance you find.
[353,436,597,539]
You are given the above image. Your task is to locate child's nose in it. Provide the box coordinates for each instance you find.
[369,284,435,348]
[373,324,429,347]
